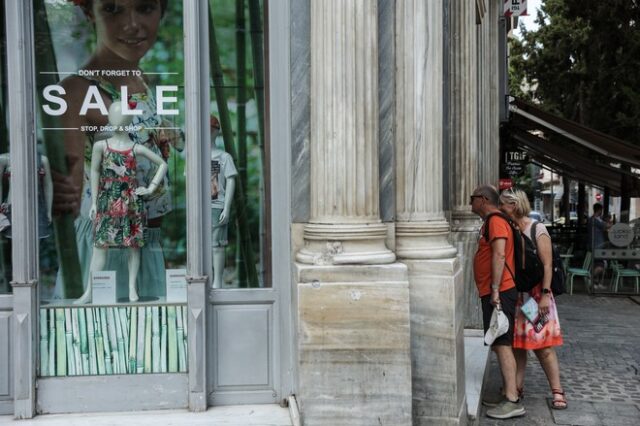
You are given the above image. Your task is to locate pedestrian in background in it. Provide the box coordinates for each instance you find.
[471,185,525,420]
[499,188,567,410]
[587,203,610,289]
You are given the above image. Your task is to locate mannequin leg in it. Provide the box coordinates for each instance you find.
[74,247,107,304]
[128,247,141,302]
[212,247,225,289]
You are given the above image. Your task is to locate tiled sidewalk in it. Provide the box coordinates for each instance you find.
[479,294,640,425]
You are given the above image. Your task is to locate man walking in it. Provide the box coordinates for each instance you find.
[587,202,610,289]
[471,185,525,419]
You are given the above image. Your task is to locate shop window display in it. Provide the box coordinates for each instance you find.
[35,0,187,376]
[0,6,11,295]
[30,0,269,376]
[209,0,268,289]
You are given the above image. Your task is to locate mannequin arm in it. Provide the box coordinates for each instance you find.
[219,176,235,224]
[89,142,105,220]
[134,145,168,196]
[41,155,54,222]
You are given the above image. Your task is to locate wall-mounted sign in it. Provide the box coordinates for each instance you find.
[499,178,514,190]
[504,0,528,17]
[502,151,528,177]
[608,223,635,248]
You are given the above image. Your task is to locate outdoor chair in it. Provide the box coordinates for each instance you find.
[560,244,574,273]
[610,261,640,293]
[567,251,592,294]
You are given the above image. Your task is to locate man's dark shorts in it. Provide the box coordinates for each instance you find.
[481,287,518,347]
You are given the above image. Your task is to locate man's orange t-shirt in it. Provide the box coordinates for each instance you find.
[474,214,516,297]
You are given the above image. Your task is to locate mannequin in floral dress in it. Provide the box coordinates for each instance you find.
[75,102,167,304]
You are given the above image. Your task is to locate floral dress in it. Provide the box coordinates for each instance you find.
[79,76,183,220]
[513,221,563,350]
[93,143,145,248]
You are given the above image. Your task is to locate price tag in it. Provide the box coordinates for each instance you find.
[92,271,116,304]
[166,269,187,302]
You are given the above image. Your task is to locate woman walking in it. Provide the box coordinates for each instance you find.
[499,188,568,410]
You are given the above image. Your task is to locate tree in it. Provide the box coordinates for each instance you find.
[510,0,640,221]
[511,0,640,143]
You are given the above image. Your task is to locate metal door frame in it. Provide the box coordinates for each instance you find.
[205,0,294,406]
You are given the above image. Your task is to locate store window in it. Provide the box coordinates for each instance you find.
[209,0,269,289]
[34,0,187,376]
[0,5,10,295]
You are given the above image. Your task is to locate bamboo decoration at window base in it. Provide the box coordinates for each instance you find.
[40,306,188,377]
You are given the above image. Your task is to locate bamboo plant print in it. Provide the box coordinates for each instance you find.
[40,306,187,376]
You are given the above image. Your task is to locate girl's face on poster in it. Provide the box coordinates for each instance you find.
[89,0,162,64]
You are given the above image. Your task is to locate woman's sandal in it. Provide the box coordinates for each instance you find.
[551,389,568,410]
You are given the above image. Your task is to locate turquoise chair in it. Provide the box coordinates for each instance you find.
[611,261,640,293]
[567,252,592,294]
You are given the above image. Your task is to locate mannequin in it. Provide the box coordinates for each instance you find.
[75,102,167,304]
[210,116,237,289]
[0,151,53,237]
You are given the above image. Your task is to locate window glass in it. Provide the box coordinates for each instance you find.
[0,4,10,295]
[34,0,186,376]
[209,0,269,289]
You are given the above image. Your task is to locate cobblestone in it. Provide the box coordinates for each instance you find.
[479,295,640,425]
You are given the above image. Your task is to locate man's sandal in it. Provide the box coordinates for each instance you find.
[551,389,567,410]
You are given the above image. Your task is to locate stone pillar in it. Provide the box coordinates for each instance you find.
[449,0,483,329]
[477,6,492,186]
[395,1,466,424]
[489,0,501,185]
[296,2,411,425]
[296,0,394,266]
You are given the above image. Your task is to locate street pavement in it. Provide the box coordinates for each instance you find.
[479,293,640,425]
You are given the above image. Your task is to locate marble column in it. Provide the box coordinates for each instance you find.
[488,0,501,185]
[296,0,394,266]
[295,2,411,425]
[449,0,483,329]
[395,1,466,424]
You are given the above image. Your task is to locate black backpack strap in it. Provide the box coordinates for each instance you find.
[483,212,511,242]
[530,220,539,249]
[484,212,518,284]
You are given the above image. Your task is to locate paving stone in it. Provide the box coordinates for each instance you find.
[551,400,601,425]
[479,295,640,425]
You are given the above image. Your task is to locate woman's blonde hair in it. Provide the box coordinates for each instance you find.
[499,188,531,218]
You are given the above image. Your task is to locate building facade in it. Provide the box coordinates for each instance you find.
[0,1,504,424]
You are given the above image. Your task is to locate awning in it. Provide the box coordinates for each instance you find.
[508,98,640,197]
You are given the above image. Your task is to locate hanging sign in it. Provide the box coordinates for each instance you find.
[504,0,528,17]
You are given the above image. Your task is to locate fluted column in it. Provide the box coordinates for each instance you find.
[395,0,457,259]
[450,0,480,231]
[489,0,501,184]
[396,2,465,425]
[297,0,394,265]
[450,0,483,329]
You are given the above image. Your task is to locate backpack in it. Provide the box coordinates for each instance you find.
[530,222,567,296]
[483,212,544,293]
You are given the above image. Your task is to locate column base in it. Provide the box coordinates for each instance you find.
[403,258,466,426]
[295,263,412,426]
[450,227,483,329]
[396,220,458,259]
[296,223,396,265]
[450,210,481,232]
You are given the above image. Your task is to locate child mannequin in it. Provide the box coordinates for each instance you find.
[75,102,167,304]
[210,116,237,289]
